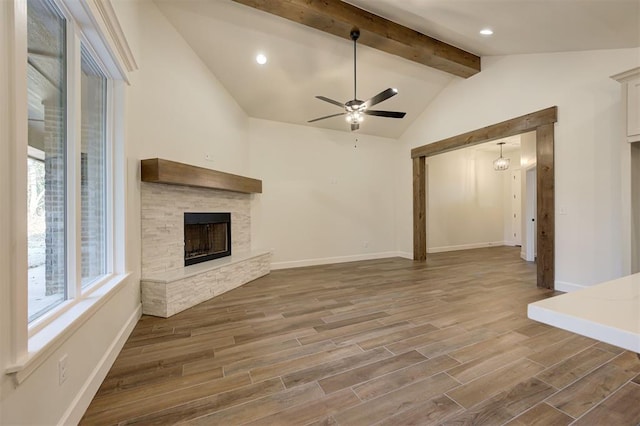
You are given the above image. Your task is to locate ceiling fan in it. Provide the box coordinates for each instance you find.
[308,27,406,131]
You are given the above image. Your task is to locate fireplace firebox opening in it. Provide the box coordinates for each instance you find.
[184,212,231,266]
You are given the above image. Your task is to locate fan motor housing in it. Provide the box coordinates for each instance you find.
[345,99,364,111]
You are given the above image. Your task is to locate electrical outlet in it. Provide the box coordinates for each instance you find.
[363,240,369,248]
[58,354,68,385]
[205,153,214,162]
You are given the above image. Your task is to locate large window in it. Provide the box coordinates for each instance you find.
[4,0,132,383]
[27,0,67,322]
[27,0,111,323]
[80,48,108,287]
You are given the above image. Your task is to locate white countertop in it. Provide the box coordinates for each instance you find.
[528,273,640,353]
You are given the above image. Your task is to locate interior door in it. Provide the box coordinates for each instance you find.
[511,171,522,246]
[525,167,537,261]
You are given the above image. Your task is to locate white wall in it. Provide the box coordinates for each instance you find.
[1,0,252,424]
[398,47,640,288]
[119,1,249,175]
[117,0,251,283]
[249,118,403,267]
[520,131,537,169]
[425,148,508,252]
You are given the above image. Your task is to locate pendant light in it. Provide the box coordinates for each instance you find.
[493,142,510,171]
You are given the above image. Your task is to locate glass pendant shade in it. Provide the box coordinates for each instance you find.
[493,157,510,170]
[493,142,510,171]
[345,110,364,124]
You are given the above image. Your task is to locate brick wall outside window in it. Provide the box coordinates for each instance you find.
[44,101,65,296]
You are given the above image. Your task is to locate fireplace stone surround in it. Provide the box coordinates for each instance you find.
[139,159,269,317]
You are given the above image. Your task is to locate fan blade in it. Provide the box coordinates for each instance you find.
[364,88,398,109]
[308,112,346,123]
[364,110,406,119]
[315,96,345,108]
[350,122,359,131]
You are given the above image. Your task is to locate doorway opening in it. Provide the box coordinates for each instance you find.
[423,136,527,255]
[411,107,557,289]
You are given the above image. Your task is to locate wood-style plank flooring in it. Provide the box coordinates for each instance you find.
[81,247,640,425]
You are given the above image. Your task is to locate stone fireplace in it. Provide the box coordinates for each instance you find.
[139,159,270,317]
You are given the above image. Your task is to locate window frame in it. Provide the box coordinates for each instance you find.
[26,0,115,333]
[5,0,135,383]
[25,0,70,324]
[79,44,110,290]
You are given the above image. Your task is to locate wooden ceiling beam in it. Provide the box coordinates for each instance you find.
[231,0,481,78]
[410,106,558,158]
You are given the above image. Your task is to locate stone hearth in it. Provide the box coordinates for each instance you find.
[140,250,270,317]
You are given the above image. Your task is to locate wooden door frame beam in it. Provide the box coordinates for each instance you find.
[413,157,426,260]
[411,106,557,289]
[231,0,481,78]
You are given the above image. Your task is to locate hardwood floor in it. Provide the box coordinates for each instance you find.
[81,247,640,425]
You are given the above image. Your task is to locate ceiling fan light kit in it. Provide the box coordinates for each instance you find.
[308,28,406,131]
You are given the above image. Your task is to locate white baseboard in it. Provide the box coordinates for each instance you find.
[59,303,142,426]
[395,251,413,260]
[427,241,506,254]
[554,281,586,293]
[271,251,410,270]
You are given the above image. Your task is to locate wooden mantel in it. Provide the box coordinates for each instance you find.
[141,158,262,194]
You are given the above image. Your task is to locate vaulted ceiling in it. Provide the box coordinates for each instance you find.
[155,0,640,138]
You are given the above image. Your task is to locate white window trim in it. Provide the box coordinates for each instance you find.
[7,0,30,371]
[4,0,136,384]
[69,14,82,303]
[27,146,45,161]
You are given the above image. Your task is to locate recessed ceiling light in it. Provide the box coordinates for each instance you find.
[256,53,267,65]
[480,28,494,36]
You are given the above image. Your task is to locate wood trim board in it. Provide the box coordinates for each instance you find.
[536,124,555,289]
[413,157,426,261]
[411,107,558,158]
[140,158,262,194]
[411,107,558,289]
